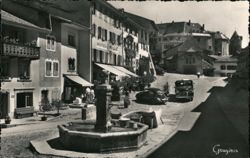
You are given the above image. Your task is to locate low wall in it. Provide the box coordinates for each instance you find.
[58,120,148,153]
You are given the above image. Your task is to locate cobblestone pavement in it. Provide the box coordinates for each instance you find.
[0,73,226,158]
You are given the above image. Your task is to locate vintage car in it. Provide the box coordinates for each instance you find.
[136,88,168,104]
[175,79,194,101]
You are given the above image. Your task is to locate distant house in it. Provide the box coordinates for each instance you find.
[156,20,213,66]
[164,36,212,74]
[208,31,230,56]
[208,55,238,77]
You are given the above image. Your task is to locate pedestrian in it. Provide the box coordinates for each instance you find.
[124,91,130,108]
[197,72,201,78]
[90,88,95,103]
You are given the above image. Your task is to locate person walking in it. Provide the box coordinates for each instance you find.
[124,91,130,108]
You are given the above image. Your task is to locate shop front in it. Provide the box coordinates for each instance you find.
[63,74,93,103]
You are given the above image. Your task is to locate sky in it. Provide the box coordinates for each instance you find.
[109,1,249,48]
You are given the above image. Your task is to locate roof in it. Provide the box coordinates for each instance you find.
[209,55,238,62]
[157,21,204,35]
[1,10,49,32]
[5,0,91,27]
[230,31,242,41]
[208,31,229,40]
[163,36,202,58]
[124,12,158,33]
[191,33,211,37]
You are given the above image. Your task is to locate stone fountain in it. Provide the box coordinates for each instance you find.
[58,83,148,153]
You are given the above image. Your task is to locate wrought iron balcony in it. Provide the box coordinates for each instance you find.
[2,42,40,59]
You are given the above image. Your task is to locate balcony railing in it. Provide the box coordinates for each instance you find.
[2,42,40,59]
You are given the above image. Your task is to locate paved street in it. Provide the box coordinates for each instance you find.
[1,73,228,158]
[148,76,249,158]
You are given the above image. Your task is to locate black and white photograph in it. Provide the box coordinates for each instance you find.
[0,0,249,158]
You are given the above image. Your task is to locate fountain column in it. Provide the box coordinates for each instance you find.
[95,83,113,132]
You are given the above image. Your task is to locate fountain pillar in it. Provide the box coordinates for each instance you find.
[95,83,112,132]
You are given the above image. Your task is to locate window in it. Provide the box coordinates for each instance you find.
[92,2,96,15]
[53,61,59,76]
[227,65,237,70]
[100,51,103,63]
[93,49,97,62]
[92,24,96,37]
[220,65,226,70]
[68,58,75,71]
[98,27,102,39]
[104,29,107,41]
[113,54,116,65]
[0,57,9,77]
[45,61,52,76]
[46,35,56,51]
[163,37,168,41]
[118,55,121,66]
[45,60,59,77]
[18,59,30,79]
[16,92,33,108]
[117,35,121,45]
[105,52,108,63]
[68,34,75,47]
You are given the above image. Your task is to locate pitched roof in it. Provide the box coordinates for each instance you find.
[5,0,91,27]
[208,31,229,40]
[163,36,202,58]
[1,10,49,32]
[157,21,204,35]
[124,12,158,33]
[208,55,238,62]
[230,31,242,41]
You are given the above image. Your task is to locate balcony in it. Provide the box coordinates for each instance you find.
[2,42,40,59]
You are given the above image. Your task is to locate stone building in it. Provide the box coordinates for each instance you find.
[124,12,157,77]
[163,37,211,74]
[208,31,230,56]
[156,20,212,66]
[229,31,242,56]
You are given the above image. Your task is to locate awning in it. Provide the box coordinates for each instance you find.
[95,63,129,77]
[113,66,138,77]
[65,74,93,87]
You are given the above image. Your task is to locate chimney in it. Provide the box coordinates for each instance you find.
[188,20,191,25]
[172,20,174,23]
[202,24,205,30]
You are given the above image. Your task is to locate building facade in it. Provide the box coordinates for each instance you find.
[0,6,51,118]
[209,55,238,77]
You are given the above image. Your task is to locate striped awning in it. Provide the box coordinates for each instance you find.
[113,66,138,77]
[65,74,93,87]
[95,63,129,77]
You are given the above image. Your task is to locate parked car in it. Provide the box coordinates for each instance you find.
[175,79,194,101]
[136,88,168,104]
[155,66,165,75]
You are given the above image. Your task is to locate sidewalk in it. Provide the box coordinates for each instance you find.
[0,108,80,128]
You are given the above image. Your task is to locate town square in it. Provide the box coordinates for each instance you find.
[0,0,249,158]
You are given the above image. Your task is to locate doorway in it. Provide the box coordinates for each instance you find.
[0,92,9,119]
[41,90,49,104]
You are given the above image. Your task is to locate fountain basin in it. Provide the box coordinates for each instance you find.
[58,120,148,153]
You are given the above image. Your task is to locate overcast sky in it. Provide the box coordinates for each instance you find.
[109,1,249,47]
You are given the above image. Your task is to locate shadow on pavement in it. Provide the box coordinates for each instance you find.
[148,85,249,158]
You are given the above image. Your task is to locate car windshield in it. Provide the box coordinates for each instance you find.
[175,80,193,87]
